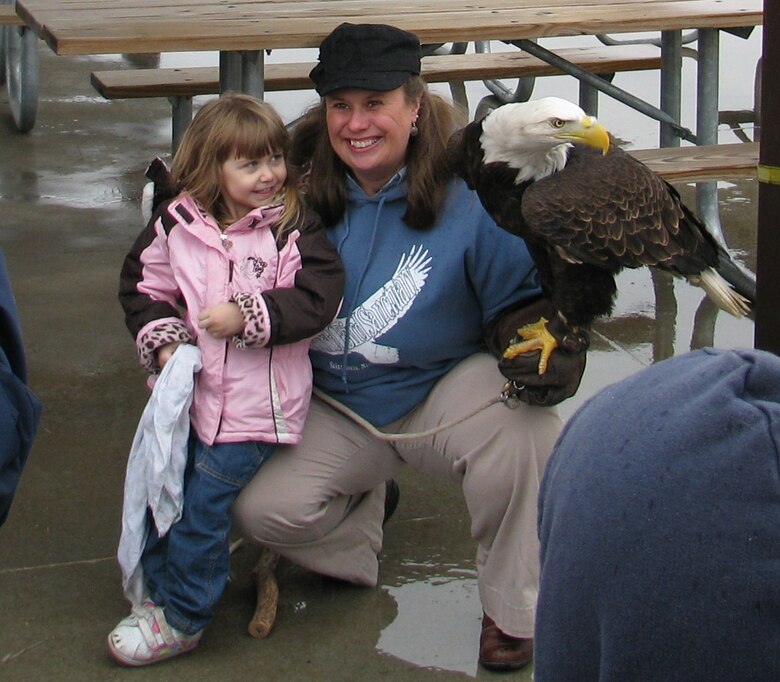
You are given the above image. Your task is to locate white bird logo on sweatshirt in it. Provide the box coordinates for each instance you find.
[311,245,432,364]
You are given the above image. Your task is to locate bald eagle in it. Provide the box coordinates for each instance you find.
[449,97,755,373]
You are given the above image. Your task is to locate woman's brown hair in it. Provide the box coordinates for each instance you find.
[289,77,466,230]
[172,93,303,236]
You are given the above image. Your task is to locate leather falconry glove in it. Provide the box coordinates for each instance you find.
[484,297,589,407]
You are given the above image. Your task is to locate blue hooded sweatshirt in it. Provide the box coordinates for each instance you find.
[309,172,540,426]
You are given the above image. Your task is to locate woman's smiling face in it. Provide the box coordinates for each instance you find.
[325,86,420,196]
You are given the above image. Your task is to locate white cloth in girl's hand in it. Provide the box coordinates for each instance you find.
[117,344,202,605]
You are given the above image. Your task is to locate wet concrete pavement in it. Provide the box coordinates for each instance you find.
[0,40,758,681]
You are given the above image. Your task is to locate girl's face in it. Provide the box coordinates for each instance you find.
[219,151,287,221]
[325,87,421,196]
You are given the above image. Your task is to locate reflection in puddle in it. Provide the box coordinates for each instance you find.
[377,572,481,677]
[43,95,109,104]
[1,169,134,209]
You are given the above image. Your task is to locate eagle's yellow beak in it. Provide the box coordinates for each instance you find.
[556,117,611,154]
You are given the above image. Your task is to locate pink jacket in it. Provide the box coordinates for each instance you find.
[119,194,344,446]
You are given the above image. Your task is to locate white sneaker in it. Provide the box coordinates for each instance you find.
[107,601,202,667]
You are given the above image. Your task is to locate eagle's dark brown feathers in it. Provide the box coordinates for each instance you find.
[448,99,754,329]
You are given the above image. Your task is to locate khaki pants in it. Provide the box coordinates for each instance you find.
[233,353,562,638]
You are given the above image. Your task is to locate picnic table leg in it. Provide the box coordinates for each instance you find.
[240,50,264,100]
[219,51,242,94]
[248,547,280,638]
[169,95,193,156]
[4,20,38,132]
[659,30,682,149]
[695,28,727,248]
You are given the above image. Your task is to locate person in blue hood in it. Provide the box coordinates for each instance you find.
[536,347,780,681]
[0,247,42,528]
[233,23,588,671]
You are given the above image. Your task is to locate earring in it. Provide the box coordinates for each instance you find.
[410,122,419,138]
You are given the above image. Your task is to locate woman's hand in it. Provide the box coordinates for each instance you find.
[198,302,245,338]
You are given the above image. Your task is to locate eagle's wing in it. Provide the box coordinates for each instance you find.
[521,145,715,273]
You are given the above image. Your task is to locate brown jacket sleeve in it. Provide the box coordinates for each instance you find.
[262,211,345,346]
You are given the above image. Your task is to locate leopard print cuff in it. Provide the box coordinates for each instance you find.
[232,292,270,349]
[137,321,194,371]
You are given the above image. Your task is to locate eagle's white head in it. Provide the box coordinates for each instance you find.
[480,97,611,184]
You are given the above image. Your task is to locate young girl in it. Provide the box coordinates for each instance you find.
[109,93,344,667]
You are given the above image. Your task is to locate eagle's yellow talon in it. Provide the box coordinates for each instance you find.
[502,317,558,374]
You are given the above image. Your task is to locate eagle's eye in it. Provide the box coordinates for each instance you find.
[551,118,566,129]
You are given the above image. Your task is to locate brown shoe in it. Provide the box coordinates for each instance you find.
[382,479,400,527]
[479,612,534,671]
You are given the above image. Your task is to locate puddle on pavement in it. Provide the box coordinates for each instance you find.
[1,164,151,210]
[41,95,110,105]
[378,570,481,677]
[29,171,127,208]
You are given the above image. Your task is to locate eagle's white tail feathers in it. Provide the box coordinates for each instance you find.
[688,269,751,318]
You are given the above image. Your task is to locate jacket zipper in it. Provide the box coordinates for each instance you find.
[214,258,234,439]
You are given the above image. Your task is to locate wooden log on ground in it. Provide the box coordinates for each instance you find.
[248,547,280,639]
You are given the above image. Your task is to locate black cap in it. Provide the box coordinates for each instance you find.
[310,23,421,97]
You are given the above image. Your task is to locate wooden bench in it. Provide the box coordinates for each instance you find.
[630,142,759,183]
[91,44,662,152]
[0,5,24,26]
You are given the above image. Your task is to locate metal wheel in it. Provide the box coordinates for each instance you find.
[4,22,38,132]
[0,0,10,86]
[0,29,4,88]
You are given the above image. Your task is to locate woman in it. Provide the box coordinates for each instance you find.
[233,22,588,671]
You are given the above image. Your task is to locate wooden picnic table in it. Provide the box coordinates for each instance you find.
[13,0,764,283]
[13,0,763,56]
[14,0,763,136]
[14,0,764,244]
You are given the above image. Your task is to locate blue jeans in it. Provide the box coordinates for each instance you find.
[141,436,274,635]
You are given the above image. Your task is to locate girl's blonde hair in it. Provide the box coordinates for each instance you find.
[172,93,303,237]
